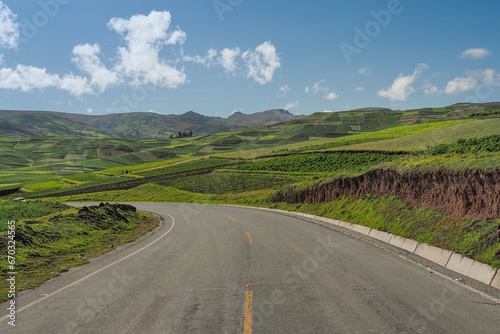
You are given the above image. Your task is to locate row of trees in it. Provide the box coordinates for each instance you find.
[170,130,193,139]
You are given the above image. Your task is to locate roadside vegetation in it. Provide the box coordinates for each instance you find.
[0,202,159,302]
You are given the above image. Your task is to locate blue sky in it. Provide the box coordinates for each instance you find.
[0,0,499,117]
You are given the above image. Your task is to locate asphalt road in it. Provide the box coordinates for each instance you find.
[1,202,500,333]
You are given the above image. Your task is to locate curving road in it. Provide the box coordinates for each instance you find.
[1,202,500,333]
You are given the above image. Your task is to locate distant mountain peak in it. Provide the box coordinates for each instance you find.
[182,111,204,118]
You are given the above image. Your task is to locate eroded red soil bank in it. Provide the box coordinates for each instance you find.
[273,169,500,219]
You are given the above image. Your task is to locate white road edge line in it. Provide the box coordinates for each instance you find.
[1,212,175,322]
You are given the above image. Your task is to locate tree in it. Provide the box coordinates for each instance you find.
[189,130,193,137]
[170,134,174,139]
[178,131,182,138]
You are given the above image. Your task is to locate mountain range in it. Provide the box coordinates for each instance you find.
[0,109,300,138]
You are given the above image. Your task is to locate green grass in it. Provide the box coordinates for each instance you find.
[136,158,238,177]
[102,156,201,175]
[267,195,500,268]
[420,135,500,155]
[21,180,73,193]
[0,203,159,302]
[382,152,500,171]
[157,171,301,194]
[275,120,462,154]
[0,201,64,231]
[230,153,401,174]
[342,118,500,151]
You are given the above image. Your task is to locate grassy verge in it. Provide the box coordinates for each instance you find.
[0,203,159,302]
[263,197,500,269]
[0,201,66,232]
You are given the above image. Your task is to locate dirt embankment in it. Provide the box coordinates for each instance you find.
[272,168,500,219]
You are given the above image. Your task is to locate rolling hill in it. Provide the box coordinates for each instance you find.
[0,108,300,138]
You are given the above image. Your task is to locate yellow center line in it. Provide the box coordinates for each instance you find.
[228,216,237,222]
[246,231,253,244]
[243,290,253,334]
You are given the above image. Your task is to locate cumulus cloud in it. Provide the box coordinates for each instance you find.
[0,2,18,49]
[72,43,119,92]
[355,86,365,92]
[108,10,187,87]
[0,65,93,95]
[183,48,218,68]
[444,69,500,95]
[218,47,240,72]
[305,79,328,95]
[0,8,281,97]
[284,100,299,110]
[445,77,478,94]
[460,48,491,60]
[423,81,441,95]
[277,85,289,97]
[242,41,280,84]
[378,63,428,101]
[323,92,339,101]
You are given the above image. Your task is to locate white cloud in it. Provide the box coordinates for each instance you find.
[0,2,19,49]
[242,41,280,84]
[322,110,333,113]
[478,68,500,85]
[0,64,93,96]
[57,74,93,96]
[284,100,299,110]
[378,63,428,101]
[183,48,218,68]
[86,108,93,113]
[72,43,119,92]
[460,48,491,60]
[108,10,187,87]
[305,79,328,95]
[323,92,339,101]
[444,69,500,95]
[445,77,478,94]
[277,85,289,97]
[355,86,365,92]
[358,67,370,75]
[422,81,441,95]
[218,47,240,72]
[0,65,59,91]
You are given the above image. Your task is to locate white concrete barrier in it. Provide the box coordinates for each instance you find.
[351,224,372,236]
[338,221,354,230]
[445,253,498,285]
[490,271,500,289]
[388,235,419,253]
[368,229,393,244]
[414,243,453,267]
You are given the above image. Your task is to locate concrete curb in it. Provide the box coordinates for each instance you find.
[414,243,454,268]
[222,204,500,291]
[445,253,497,286]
